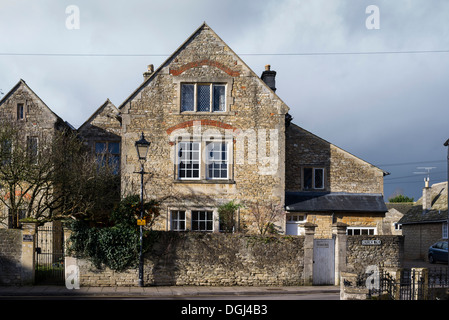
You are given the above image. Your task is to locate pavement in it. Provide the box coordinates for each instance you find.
[0,284,340,299]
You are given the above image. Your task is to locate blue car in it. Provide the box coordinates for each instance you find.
[428,241,448,264]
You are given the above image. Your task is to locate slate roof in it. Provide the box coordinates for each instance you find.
[397,182,449,225]
[285,192,388,213]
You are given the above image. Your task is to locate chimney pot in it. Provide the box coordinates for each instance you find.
[143,64,154,80]
[261,64,276,92]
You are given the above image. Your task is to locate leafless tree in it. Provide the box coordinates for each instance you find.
[248,201,285,235]
[0,121,119,227]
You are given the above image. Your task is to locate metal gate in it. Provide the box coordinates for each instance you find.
[313,238,335,285]
[35,223,65,285]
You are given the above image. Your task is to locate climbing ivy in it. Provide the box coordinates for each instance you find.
[66,194,160,272]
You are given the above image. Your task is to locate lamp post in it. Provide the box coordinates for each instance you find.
[135,132,150,287]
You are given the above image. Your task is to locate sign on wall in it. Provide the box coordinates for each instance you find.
[362,239,381,246]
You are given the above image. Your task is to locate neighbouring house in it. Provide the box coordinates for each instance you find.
[284,124,388,238]
[0,79,73,228]
[384,203,410,235]
[77,99,122,175]
[0,23,389,236]
[398,180,449,260]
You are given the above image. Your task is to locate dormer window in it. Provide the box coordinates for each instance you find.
[181,83,226,112]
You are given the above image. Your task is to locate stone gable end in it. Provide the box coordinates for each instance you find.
[120,23,288,232]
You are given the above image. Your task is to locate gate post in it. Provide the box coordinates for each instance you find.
[21,221,38,285]
[303,222,316,285]
[332,222,347,285]
[384,267,402,300]
[412,268,428,300]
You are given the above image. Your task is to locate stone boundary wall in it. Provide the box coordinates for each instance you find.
[68,232,306,287]
[346,235,404,274]
[0,229,23,285]
[0,223,37,286]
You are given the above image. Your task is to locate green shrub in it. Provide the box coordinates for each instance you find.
[67,194,160,271]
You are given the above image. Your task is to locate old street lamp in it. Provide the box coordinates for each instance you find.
[135,132,150,162]
[135,132,150,287]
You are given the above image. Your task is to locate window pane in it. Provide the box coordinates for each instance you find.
[206,142,228,179]
[108,142,120,154]
[192,211,213,231]
[197,85,210,111]
[178,142,200,179]
[314,168,324,189]
[95,142,106,154]
[17,104,24,119]
[181,84,194,111]
[303,168,313,189]
[171,210,186,231]
[213,85,225,111]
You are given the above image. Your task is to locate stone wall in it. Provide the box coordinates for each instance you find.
[66,224,404,288]
[0,229,22,285]
[346,235,404,274]
[69,232,306,287]
[402,223,443,260]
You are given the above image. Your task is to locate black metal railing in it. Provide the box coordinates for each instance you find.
[35,225,65,285]
[359,267,448,300]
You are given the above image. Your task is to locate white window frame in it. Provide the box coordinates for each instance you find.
[286,213,307,223]
[347,226,377,236]
[180,83,227,113]
[394,223,402,231]
[177,141,201,180]
[205,141,229,180]
[175,139,232,181]
[191,210,214,232]
[171,210,186,231]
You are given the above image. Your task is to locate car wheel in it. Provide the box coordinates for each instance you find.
[429,254,435,264]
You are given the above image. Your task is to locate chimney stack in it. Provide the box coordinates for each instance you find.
[422,177,432,213]
[261,64,276,92]
[143,64,154,80]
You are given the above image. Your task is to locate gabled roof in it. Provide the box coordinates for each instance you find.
[288,123,389,176]
[78,98,119,131]
[118,22,289,114]
[0,79,67,125]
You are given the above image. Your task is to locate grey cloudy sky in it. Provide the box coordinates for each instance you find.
[1,0,448,200]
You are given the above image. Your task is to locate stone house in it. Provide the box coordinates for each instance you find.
[77,99,122,174]
[118,23,388,236]
[0,79,72,228]
[398,181,449,260]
